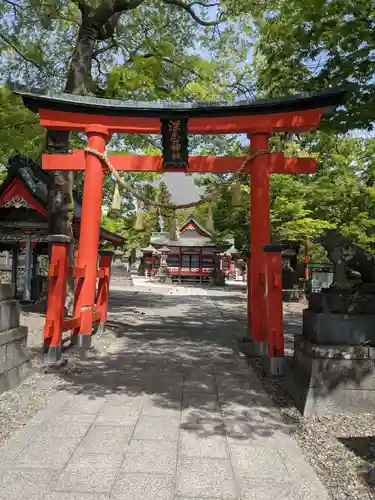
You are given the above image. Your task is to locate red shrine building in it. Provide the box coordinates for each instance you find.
[141,215,241,283]
[0,155,124,301]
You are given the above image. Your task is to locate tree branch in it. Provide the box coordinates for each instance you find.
[93,41,118,57]
[142,38,204,80]
[77,1,145,42]
[3,0,24,10]
[161,0,224,26]
[114,0,146,10]
[92,55,104,77]
[189,1,220,6]
[89,0,145,25]
[0,31,43,70]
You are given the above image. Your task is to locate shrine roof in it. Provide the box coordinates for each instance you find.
[142,245,158,253]
[179,215,212,237]
[13,86,346,119]
[150,233,214,247]
[224,245,240,255]
[148,215,234,248]
[0,156,124,245]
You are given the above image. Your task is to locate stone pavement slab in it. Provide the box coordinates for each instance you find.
[121,439,177,474]
[44,494,110,500]
[176,456,237,498]
[111,472,174,500]
[0,284,330,500]
[53,453,123,494]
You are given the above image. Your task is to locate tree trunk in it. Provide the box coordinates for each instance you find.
[47,29,97,238]
[46,2,140,308]
[65,28,96,95]
[47,27,98,312]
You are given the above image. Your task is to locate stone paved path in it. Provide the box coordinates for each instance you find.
[0,284,329,499]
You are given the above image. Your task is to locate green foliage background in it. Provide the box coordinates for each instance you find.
[0,0,374,261]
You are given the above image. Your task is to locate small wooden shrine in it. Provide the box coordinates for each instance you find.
[0,155,124,301]
[141,215,241,283]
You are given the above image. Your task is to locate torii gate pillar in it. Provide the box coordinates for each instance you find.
[249,134,270,355]
[74,125,109,347]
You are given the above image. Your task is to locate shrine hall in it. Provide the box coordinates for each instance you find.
[141,215,241,283]
[0,155,124,301]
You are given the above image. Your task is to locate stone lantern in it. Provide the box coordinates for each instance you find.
[155,246,172,283]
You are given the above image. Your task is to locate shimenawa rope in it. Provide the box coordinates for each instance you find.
[84,147,270,210]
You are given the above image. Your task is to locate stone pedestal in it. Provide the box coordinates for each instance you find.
[0,284,30,394]
[287,291,375,416]
[110,252,134,287]
[154,266,172,284]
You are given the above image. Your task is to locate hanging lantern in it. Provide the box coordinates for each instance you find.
[111,183,121,212]
[231,182,241,206]
[206,203,215,233]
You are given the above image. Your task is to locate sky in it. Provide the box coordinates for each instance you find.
[157,172,205,204]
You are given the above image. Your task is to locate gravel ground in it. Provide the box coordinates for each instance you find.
[251,355,375,500]
[0,292,136,447]
[217,295,375,500]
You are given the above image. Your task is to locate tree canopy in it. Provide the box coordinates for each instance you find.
[0,0,375,262]
[237,0,375,132]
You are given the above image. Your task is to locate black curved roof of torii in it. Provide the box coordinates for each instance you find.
[12,85,348,118]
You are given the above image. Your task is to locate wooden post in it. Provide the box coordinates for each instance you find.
[43,236,70,362]
[23,232,32,301]
[71,248,82,345]
[31,246,38,300]
[96,250,113,334]
[305,238,310,280]
[76,125,110,348]
[263,244,284,375]
[11,245,18,298]
[249,134,270,355]
[247,256,251,329]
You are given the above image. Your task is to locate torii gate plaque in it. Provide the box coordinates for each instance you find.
[15,87,346,361]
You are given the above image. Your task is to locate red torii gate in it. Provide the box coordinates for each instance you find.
[15,87,345,362]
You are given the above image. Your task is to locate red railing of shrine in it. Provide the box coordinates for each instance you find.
[43,240,113,360]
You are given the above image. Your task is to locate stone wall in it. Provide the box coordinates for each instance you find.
[286,291,375,416]
[0,284,30,394]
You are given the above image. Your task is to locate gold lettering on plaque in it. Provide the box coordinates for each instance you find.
[169,120,182,161]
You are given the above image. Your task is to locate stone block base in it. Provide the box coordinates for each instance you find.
[0,299,20,332]
[303,308,375,345]
[237,338,267,358]
[0,284,15,302]
[285,334,375,416]
[0,326,30,394]
[153,275,172,285]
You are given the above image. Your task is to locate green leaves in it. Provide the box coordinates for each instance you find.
[0,87,45,163]
[196,133,375,258]
[246,0,375,132]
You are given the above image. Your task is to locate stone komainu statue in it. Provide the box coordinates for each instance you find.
[315,229,375,287]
